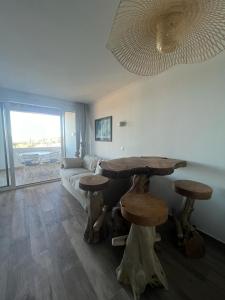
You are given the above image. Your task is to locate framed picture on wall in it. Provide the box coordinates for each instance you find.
[95,116,112,142]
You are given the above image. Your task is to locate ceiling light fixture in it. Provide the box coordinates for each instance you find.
[107,0,225,76]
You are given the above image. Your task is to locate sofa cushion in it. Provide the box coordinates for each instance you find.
[60,168,90,181]
[83,155,98,172]
[62,157,83,169]
[69,172,93,190]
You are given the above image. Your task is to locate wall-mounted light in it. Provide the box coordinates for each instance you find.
[117,121,127,127]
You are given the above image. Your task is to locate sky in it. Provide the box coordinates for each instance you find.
[10,111,61,143]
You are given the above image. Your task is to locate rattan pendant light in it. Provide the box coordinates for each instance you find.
[107,0,225,76]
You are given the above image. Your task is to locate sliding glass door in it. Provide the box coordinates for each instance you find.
[0,102,76,190]
[10,110,62,186]
[0,104,10,189]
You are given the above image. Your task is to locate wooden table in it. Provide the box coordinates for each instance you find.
[100,156,186,299]
[101,156,186,192]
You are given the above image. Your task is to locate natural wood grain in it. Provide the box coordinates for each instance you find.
[12,195,27,240]
[63,216,131,300]
[79,175,110,243]
[173,180,213,258]
[121,193,168,227]
[118,192,169,298]
[101,156,185,297]
[117,225,168,299]
[0,192,14,263]
[0,260,8,300]
[174,180,213,200]
[83,191,107,243]
[79,175,110,192]
[0,182,225,300]
[100,157,186,178]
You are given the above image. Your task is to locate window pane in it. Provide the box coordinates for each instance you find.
[10,110,62,186]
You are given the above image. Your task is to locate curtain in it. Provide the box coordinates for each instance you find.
[75,103,88,158]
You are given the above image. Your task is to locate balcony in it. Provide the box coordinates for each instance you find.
[13,146,61,186]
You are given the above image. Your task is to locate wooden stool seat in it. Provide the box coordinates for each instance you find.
[121,193,168,227]
[174,180,213,200]
[79,175,110,192]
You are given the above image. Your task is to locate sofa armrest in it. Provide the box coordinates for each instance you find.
[61,157,84,169]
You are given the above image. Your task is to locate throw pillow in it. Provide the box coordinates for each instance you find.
[62,157,83,169]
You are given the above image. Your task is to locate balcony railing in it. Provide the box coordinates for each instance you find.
[13,147,61,166]
[13,147,61,185]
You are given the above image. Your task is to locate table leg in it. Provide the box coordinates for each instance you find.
[129,174,150,193]
[117,224,168,300]
[84,191,106,243]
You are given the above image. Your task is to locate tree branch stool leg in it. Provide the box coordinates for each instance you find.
[84,191,104,243]
[116,224,168,300]
[180,197,196,235]
[173,180,213,258]
[175,197,195,243]
[176,197,205,257]
[175,197,196,241]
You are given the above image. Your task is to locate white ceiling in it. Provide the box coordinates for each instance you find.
[0,0,137,102]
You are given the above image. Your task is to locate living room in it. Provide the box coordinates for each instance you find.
[0,1,225,300]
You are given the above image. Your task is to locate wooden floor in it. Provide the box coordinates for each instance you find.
[0,182,225,300]
[0,162,60,187]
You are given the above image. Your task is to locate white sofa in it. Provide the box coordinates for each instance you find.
[60,155,100,210]
[60,155,131,212]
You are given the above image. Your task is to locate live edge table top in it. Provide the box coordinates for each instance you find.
[100,156,187,179]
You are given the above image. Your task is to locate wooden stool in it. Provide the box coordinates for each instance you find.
[173,180,213,258]
[117,193,169,300]
[79,175,110,243]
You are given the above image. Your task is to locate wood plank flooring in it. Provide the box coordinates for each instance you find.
[0,182,224,300]
[0,162,60,187]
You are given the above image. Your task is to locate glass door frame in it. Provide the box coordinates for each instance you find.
[0,104,9,187]
[0,102,66,191]
[0,103,15,191]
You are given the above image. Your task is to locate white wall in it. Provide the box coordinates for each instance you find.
[90,52,225,243]
[0,88,77,112]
